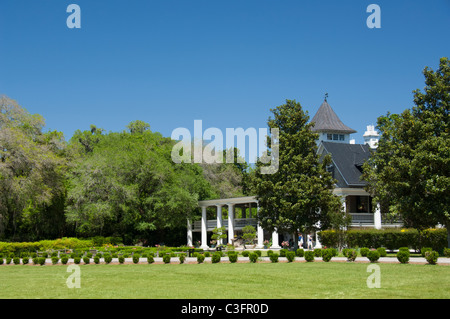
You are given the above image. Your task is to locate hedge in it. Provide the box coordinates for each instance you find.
[319,228,447,253]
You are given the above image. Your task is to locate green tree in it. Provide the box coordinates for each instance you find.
[253,99,344,249]
[65,122,213,244]
[0,95,67,240]
[363,57,450,247]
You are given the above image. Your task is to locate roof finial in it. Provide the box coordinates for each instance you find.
[324,92,328,102]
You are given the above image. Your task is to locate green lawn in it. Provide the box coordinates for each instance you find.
[0,262,449,299]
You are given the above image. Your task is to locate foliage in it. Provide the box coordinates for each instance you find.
[228,252,238,263]
[196,254,205,264]
[269,253,279,263]
[296,248,304,257]
[51,257,59,265]
[397,251,410,264]
[346,249,357,262]
[425,251,439,265]
[253,99,346,248]
[132,254,140,264]
[0,95,67,241]
[242,225,256,246]
[163,255,171,264]
[65,123,213,242]
[321,248,334,262]
[319,228,447,252]
[211,252,221,263]
[367,250,380,263]
[211,227,227,243]
[363,57,450,247]
[249,252,258,263]
[360,247,370,257]
[286,251,295,262]
[376,247,387,257]
[304,251,315,262]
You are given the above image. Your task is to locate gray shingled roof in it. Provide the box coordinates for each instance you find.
[321,142,371,187]
[310,101,357,134]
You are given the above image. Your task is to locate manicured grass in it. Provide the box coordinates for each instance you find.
[0,262,448,299]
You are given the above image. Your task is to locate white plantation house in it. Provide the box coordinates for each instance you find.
[187,99,401,249]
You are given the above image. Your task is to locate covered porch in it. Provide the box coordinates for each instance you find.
[187,196,281,249]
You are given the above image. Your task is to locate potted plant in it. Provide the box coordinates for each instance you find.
[242,225,256,249]
[211,227,227,247]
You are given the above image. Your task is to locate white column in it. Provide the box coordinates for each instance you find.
[227,204,235,245]
[187,219,193,247]
[374,203,382,229]
[256,205,264,249]
[270,229,281,249]
[216,204,223,245]
[200,206,209,249]
[341,195,348,231]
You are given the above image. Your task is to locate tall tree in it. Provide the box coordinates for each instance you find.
[65,123,213,244]
[253,99,343,248]
[0,95,67,240]
[363,57,450,247]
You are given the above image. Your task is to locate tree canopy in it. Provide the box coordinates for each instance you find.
[252,99,345,248]
[363,57,450,246]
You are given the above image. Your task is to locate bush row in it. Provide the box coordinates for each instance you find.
[318,228,448,254]
[1,249,445,265]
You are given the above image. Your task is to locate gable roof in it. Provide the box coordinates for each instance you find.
[310,101,357,134]
[321,141,371,187]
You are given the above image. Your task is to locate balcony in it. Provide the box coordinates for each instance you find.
[192,218,257,232]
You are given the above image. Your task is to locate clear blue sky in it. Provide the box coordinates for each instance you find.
[1,0,449,144]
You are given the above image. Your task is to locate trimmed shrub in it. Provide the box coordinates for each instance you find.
[93,256,100,264]
[32,257,39,265]
[376,247,387,257]
[118,256,125,264]
[5,257,11,264]
[242,251,249,257]
[254,250,262,257]
[444,248,450,258]
[163,255,171,264]
[367,250,380,263]
[269,253,279,263]
[51,257,59,265]
[346,249,357,262]
[38,257,46,265]
[279,249,287,257]
[296,248,304,257]
[425,251,439,265]
[179,253,186,264]
[74,257,81,264]
[286,251,295,262]
[132,254,140,264]
[13,257,21,265]
[61,256,69,265]
[267,250,274,257]
[211,252,221,264]
[249,252,258,263]
[147,256,154,264]
[313,249,322,257]
[0,258,3,265]
[321,248,334,262]
[421,247,432,257]
[304,251,315,262]
[197,254,205,264]
[360,247,370,257]
[397,250,410,264]
[104,254,112,264]
[83,256,90,264]
[22,257,29,265]
[228,252,238,263]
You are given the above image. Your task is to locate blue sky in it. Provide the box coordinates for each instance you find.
[1,0,449,145]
